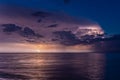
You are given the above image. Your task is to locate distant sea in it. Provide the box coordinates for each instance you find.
[0,53,120,80]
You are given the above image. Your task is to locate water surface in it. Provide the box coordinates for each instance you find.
[0,53,120,80]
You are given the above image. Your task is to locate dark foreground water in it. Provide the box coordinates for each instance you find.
[0,53,120,80]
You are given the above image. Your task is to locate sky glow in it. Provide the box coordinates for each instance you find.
[0,43,94,53]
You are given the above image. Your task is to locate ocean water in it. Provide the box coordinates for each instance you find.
[0,53,120,80]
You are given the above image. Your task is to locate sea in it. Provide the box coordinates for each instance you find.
[0,53,120,80]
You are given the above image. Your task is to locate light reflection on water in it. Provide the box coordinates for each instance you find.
[0,53,105,80]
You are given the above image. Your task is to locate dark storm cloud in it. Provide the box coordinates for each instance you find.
[0,0,120,34]
[64,0,70,4]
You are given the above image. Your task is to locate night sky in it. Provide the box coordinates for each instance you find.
[0,0,120,34]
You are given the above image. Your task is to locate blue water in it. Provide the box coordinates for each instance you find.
[0,53,120,80]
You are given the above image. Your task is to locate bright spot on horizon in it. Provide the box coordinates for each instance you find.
[0,43,94,53]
